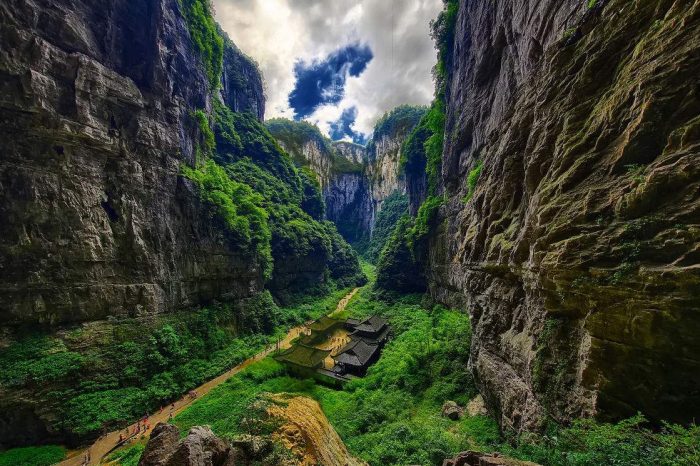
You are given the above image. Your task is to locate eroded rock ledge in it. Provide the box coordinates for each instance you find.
[422,0,700,432]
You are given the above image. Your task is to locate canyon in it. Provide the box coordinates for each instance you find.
[0,0,699,464]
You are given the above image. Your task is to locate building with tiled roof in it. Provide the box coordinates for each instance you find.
[274,344,331,378]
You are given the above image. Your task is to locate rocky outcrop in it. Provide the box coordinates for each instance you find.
[140,424,236,466]
[138,396,367,466]
[324,173,373,244]
[442,451,540,466]
[365,133,408,229]
[220,32,265,121]
[266,393,366,466]
[0,0,264,326]
[423,0,700,432]
[333,141,366,165]
[267,108,423,246]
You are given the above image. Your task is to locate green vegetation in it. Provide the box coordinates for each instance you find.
[365,191,409,263]
[625,163,646,184]
[430,0,459,94]
[0,446,65,466]
[0,288,354,442]
[182,159,272,278]
[505,415,700,465]
[366,105,427,156]
[173,283,489,466]
[299,167,325,220]
[106,443,145,466]
[463,160,483,202]
[193,109,215,155]
[179,0,224,88]
[400,100,446,196]
[375,215,426,293]
[265,118,364,174]
[407,195,444,250]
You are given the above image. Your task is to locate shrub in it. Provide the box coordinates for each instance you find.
[0,446,66,466]
[463,160,483,202]
[181,159,273,278]
[106,443,145,466]
[365,191,409,263]
[407,195,444,250]
[179,0,224,88]
[430,0,459,94]
[507,414,700,466]
[375,216,426,294]
[193,109,215,156]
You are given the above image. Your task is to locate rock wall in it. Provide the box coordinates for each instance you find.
[220,32,265,121]
[0,0,265,326]
[425,0,700,431]
[365,133,408,232]
[268,112,423,245]
[333,140,366,165]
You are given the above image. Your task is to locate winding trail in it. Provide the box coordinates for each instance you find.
[58,287,360,466]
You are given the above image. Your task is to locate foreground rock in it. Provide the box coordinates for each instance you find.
[443,451,540,466]
[266,393,366,466]
[441,401,465,420]
[139,424,230,466]
[139,423,283,466]
[138,394,365,466]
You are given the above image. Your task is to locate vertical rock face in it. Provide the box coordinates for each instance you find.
[268,108,424,244]
[0,0,264,325]
[220,33,265,121]
[426,0,700,432]
[365,133,408,232]
[333,140,367,165]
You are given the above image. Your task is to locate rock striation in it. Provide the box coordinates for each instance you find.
[140,424,236,466]
[0,0,266,326]
[267,107,424,247]
[419,0,700,432]
[219,32,265,122]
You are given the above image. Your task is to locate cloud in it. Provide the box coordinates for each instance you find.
[288,44,373,120]
[213,0,442,140]
[328,106,367,144]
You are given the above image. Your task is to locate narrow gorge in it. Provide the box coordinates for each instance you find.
[0,0,698,465]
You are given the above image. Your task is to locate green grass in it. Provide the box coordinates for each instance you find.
[463,160,483,203]
[106,442,146,466]
[0,445,65,466]
[172,284,486,466]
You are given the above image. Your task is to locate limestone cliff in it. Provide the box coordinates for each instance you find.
[219,32,265,121]
[420,0,700,432]
[0,0,364,448]
[0,0,264,325]
[267,106,424,247]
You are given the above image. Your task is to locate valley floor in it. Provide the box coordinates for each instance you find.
[2,267,699,466]
[56,291,356,466]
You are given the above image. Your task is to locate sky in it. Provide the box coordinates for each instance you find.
[213,0,443,143]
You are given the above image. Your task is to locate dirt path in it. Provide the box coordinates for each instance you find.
[58,288,360,466]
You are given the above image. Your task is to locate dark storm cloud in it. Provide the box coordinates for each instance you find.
[288,43,373,120]
[328,106,367,144]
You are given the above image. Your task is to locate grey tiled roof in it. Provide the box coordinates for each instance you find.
[334,339,379,367]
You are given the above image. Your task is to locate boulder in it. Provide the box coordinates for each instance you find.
[139,424,232,466]
[441,401,465,420]
[442,451,540,466]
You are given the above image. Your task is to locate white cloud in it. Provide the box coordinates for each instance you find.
[213,0,442,138]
